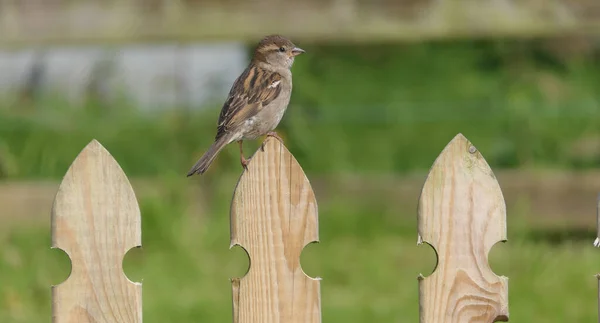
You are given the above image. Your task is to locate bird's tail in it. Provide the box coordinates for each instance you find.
[187,135,232,176]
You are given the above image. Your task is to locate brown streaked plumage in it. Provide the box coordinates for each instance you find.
[187,35,305,176]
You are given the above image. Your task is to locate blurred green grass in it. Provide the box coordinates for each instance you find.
[0,39,599,322]
[0,174,598,322]
[0,40,599,179]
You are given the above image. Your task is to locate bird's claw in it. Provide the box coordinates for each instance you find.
[266,131,284,143]
[263,132,284,151]
[241,156,250,170]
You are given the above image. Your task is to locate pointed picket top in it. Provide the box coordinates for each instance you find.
[230,137,321,323]
[417,133,508,323]
[51,139,142,323]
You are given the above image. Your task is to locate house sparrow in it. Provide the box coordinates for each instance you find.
[187,35,305,176]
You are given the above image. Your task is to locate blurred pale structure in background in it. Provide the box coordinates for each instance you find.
[1,0,599,109]
[0,43,246,109]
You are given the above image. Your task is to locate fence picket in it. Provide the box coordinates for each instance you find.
[417,133,509,322]
[230,137,321,323]
[51,139,142,323]
[47,133,600,322]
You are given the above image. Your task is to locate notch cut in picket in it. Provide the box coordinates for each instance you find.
[417,133,509,323]
[51,139,142,323]
[230,137,321,323]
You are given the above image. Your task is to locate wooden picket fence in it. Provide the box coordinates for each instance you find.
[49,133,598,322]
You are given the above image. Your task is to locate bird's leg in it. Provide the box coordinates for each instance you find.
[238,140,249,170]
[262,131,284,151]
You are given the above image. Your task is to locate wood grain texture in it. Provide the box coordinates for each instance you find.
[417,133,509,323]
[51,140,142,323]
[230,137,321,323]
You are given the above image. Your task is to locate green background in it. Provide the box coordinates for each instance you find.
[0,39,599,322]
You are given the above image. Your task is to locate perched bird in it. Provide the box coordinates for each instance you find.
[187,35,305,176]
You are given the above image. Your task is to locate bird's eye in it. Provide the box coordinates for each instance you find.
[279,47,286,52]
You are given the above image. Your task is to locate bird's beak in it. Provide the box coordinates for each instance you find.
[291,47,305,56]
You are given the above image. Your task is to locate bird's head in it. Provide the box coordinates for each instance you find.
[252,35,305,69]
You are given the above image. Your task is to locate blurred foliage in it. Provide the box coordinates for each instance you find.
[0,39,599,179]
[1,39,599,322]
[0,173,598,322]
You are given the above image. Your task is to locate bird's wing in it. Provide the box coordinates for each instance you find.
[215,65,283,140]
